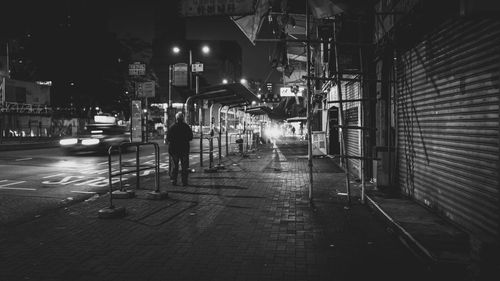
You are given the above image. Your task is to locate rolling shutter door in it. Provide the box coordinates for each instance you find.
[396,19,500,239]
[345,80,361,177]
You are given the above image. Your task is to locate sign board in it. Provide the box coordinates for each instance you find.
[137,81,155,98]
[131,100,142,142]
[180,0,255,17]
[280,86,304,97]
[191,63,204,73]
[129,62,146,76]
[173,63,188,86]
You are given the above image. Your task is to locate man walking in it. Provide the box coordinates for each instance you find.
[167,112,193,186]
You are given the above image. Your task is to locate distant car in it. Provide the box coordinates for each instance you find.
[59,123,130,154]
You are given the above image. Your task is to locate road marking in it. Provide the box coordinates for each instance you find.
[0,187,36,191]
[71,190,97,194]
[0,180,26,188]
[15,157,32,161]
[42,176,86,185]
[42,173,65,179]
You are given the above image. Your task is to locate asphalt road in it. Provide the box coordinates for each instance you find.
[0,138,227,225]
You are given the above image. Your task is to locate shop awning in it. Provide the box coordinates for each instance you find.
[245,105,273,116]
[286,116,307,122]
[186,82,260,107]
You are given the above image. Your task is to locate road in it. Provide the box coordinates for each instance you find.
[0,138,229,225]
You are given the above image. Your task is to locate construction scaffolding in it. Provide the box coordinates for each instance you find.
[304,14,377,206]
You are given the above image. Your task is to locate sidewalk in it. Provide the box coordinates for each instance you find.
[0,138,471,281]
[0,137,60,151]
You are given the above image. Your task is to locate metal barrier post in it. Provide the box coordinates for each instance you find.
[146,142,167,199]
[199,103,203,167]
[217,106,224,169]
[97,146,126,219]
[112,145,135,199]
[225,107,230,156]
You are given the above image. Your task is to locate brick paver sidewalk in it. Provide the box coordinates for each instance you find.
[0,139,443,281]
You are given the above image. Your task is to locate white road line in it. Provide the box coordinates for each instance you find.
[42,173,65,179]
[0,180,7,183]
[15,157,33,161]
[71,191,97,194]
[0,187,36,191]
[0,181,26,187]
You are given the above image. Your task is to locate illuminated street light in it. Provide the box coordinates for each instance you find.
[172,46,180,54]
[202,45,210,54]
[222,79,228,84]
[240,78,247,84]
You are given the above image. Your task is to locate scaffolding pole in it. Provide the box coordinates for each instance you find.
[333,17,351,206]
[306,0,313,202]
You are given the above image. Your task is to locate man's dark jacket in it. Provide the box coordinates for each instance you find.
[167,122,193,155]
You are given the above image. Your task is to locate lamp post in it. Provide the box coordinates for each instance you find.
[172,44,210,167]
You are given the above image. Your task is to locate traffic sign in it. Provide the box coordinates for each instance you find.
[137,81,155,98]
[192,63,204,73]
[129,62,146,76]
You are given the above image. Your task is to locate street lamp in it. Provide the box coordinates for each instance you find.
[202,45,210,54]
[222,78,228,84]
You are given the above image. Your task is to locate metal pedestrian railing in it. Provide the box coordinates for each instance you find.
[98,141,167,219]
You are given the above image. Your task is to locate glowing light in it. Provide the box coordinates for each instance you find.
[90,130,103,134]
[240,78,247,84]
[82,139,100,146]
[202,45,210,54]
[172,46,180,54]
[265,127,281,139]
[59,138,78,145]
[222,79,228,84]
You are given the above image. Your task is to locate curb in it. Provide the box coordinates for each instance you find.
[0,141,60,151]
[365,193,471,276]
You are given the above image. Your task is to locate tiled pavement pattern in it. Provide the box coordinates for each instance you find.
[0,139,460,281]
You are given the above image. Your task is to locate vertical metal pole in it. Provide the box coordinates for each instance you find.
[119,146,123,191]
[306,1,314,202]
[154,144,160,192]
[167,64,172,139]
[108,151,114,208]
[218,106,223,165]
[243,106,247,153]
[358,18,366,204]
[144,97,149,143]
[209,103,214,168]
[225,107,230,156]
[196,74,203,167]
[189,49,193,91]
[168,65,173,109]
[136,144,140,190]
[333,18,351,205]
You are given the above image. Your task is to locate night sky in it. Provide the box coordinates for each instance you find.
[1,0,280,113]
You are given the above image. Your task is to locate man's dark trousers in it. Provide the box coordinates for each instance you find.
[170,153,189,185]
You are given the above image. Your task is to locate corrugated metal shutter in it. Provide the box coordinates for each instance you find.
[344,80,361,177]
[396,19,500,240]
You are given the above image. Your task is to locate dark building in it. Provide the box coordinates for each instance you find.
[152,4,242,104]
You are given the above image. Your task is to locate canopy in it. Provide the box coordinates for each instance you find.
[245,105,273,116]
[186,82,260,107]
